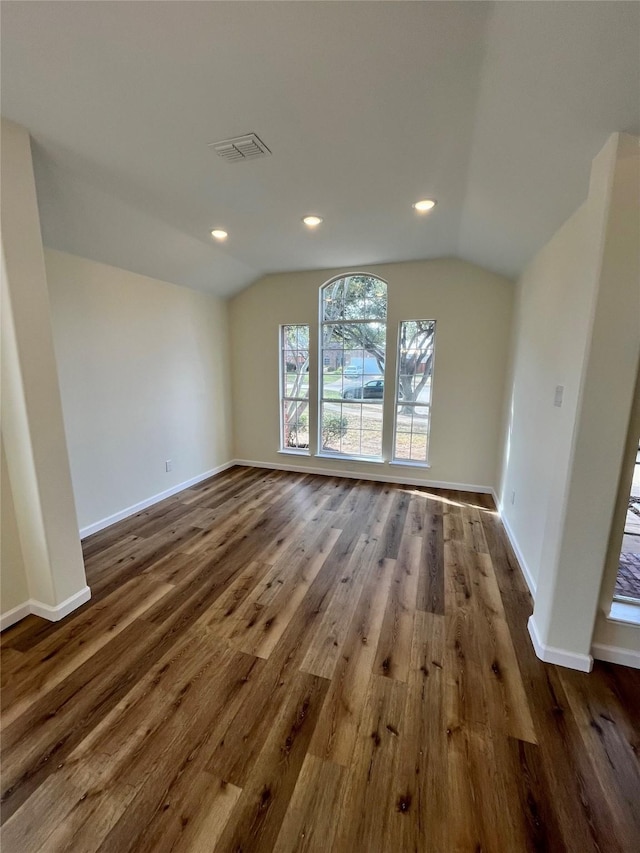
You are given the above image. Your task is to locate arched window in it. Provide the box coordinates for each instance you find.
[319,274,387,459]
[279,273,435,464]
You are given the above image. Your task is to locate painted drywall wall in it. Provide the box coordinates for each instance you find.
[1,118,88,623]
[1,435,29,613]
[230,259,513,490]
[45,249,233,532]
[547,136,639,659]
[499,132,639,667]
[497,200,600,593]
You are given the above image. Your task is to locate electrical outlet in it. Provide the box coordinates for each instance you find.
[165,460,173,472]
[554,385,564,407]
[511,490,516,505]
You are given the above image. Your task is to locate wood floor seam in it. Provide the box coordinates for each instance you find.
[1,466,638,852]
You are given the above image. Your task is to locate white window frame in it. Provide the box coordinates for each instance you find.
[391,320,436,467]
[279,324,310,455]
[317,274,387,462]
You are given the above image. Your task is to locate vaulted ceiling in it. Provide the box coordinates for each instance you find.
[2,1,639,296]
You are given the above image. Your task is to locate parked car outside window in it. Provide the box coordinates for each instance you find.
[343,379,391,399]
[342,379,405,400]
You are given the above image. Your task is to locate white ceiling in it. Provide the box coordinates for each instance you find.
[2,1,639,297]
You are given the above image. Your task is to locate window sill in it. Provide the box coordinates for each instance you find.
[315,453,385,464]
[278,449,310,457]
[389,460,431,469]
[607,600,640,627]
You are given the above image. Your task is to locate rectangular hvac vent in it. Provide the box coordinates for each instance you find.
[208,133,271,162]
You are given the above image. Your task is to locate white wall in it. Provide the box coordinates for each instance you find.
[497,201,601,593]
[1,435,29,615]
[230,259,513,490]
[45,249,234,533]
[552,137,639,662]
[1,118,88,627]
[499,133,640,669]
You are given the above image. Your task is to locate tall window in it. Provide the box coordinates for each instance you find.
[393,320,436,464]
[319,275,387,459]
[280,280,437,464]
[280,324,310,453]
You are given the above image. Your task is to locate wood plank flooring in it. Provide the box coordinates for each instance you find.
[2,466,639,852]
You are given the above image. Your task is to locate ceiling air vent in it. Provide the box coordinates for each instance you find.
[208,133,271,163]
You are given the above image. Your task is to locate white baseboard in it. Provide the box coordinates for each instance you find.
[233,458,493,494]
[496,506,538,598]
[0,601,32,631]
[79,461,236,538]
[30,586,92,621]
[1,585,91,631]
[591,641,640,670]
[528,614,594,672]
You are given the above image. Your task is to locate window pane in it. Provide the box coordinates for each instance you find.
[394,405,430,463]
[280,325,310,453]
[393,320,435,465]
[361,428,383,458]
[320,398,383,459]
[322,279,345,322]
[322,275,387,322]
[321,404,348,453]
[282,402,310,449]
[319,276,386,459]
[363,276,386,314]
[341,403,364,456]
[285,370,309,398]
[322,322,385,348]
[321,322,385,402]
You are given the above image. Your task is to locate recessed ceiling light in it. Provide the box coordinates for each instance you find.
[412,199,437,213]
[211,229,228,241]
[302,215,323,228]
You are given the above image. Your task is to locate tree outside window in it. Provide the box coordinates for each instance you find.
[320,275,387,458]
[281,276,436,465]
[281,324,310,451]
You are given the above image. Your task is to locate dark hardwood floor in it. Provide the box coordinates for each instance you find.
[1,466,639,852]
